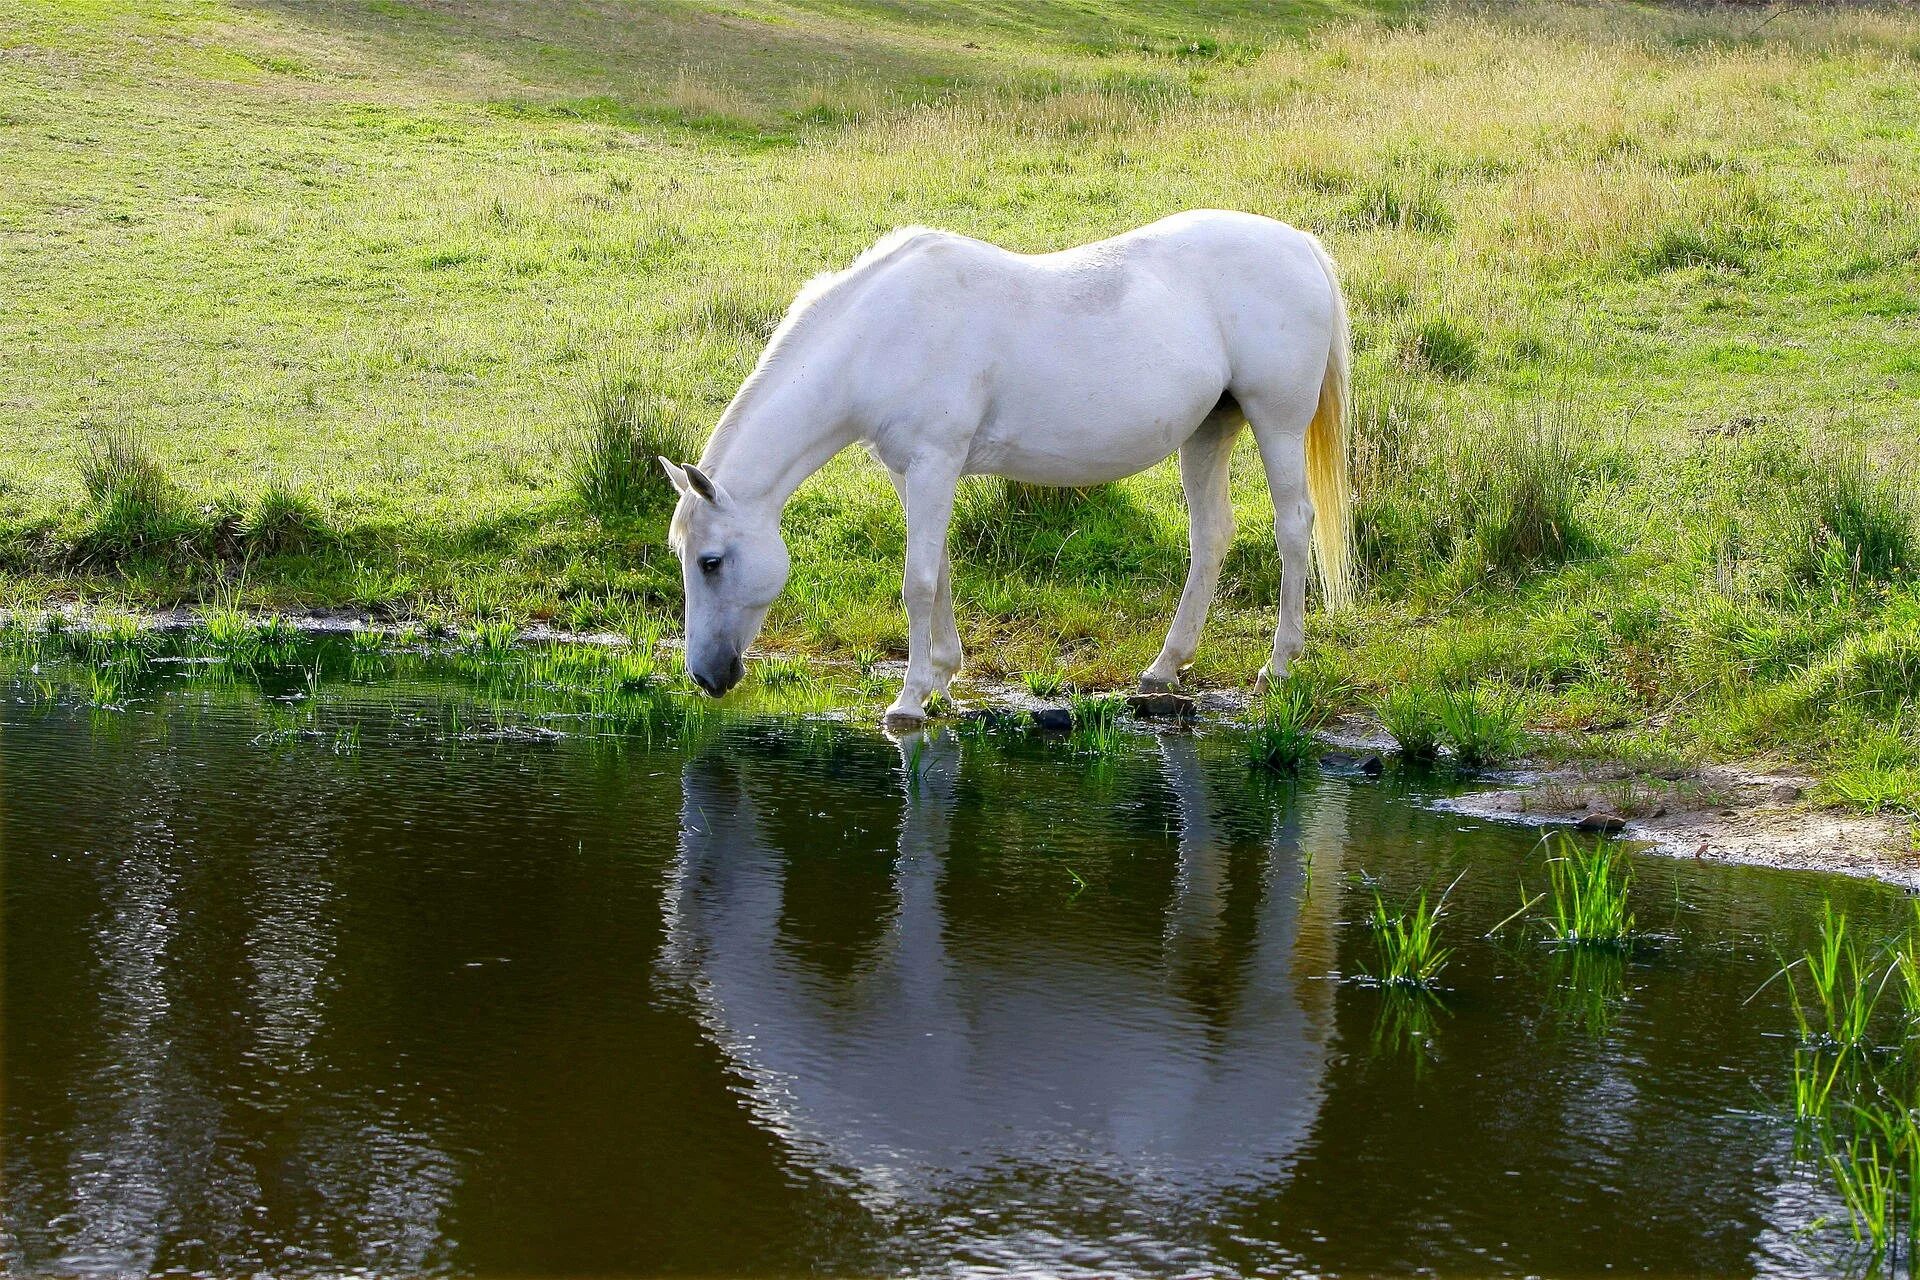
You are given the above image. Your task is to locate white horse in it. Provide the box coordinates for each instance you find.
[661,209,1353,722]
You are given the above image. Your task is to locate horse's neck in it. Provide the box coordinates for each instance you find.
[703,350,855,517]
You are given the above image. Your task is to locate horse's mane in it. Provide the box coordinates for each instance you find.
[698,224,940,471]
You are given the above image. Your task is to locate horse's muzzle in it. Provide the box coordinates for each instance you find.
[690,651,745,697]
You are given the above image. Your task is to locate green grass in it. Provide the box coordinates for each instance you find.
[1363,877,1458,989]
[1022,667,1069,699]
[1372,686,1441,762]
[1246,677,1331,773]
[1540,834,1636,949]
[576,364,705,520]
[1779,901,1893,1052]
[4,0,1920,803]
[1436,685,1527,767]
[1068,691,1130,757]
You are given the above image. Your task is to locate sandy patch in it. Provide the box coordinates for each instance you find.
[1442,763,1920,890]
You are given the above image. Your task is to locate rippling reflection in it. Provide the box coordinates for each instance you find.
[662,731,1346,1272]
[2,663,1912,1279]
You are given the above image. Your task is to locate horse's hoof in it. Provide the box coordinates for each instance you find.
[882,706,927,729]
[1252,666,1272,696]
[1138,675,1178,695]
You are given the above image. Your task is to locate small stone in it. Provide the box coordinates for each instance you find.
[1031,707,1073,732]
[1577,812,1628,835]
[1770,783,1803,805]
[1360,754,1384,776]
[1127,691,1196,720]
[1321,751,1359,770]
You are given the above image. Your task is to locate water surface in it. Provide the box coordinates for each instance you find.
[1,647,1902,1277]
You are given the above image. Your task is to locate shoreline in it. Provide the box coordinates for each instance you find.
[9,605,1917,889]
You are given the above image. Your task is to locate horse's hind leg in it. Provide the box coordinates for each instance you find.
[1239,385,1321,693]
[1141,406,1243,692]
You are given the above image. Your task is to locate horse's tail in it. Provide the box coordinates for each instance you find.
[1301,232,1354,611]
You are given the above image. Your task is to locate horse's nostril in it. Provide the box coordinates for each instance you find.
[726,654,745,689]
[691,670,718,696]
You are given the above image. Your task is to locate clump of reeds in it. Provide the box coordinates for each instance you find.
[243,480,331,555]
[756,655,811,689]
[1022,667,1067,698]
[1436,685,1526,766]
[1364,876,1460,989]
[1785,445,1916,594]
[1372,686,1442,762]
[1779,901,1891,1052]
[1542,834,1636,948]
[1069,691,1129,756]
[1246,679,1330,773]
[467,619,519,659]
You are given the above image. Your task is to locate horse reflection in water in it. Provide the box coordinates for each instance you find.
[661,731,1350,1272]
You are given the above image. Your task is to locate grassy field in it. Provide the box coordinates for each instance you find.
[4,0,1919,802]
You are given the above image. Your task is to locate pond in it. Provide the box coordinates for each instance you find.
[1,634,1912,1278]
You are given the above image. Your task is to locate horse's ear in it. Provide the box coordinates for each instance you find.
[680,463,729,507]
[658,456,691,497]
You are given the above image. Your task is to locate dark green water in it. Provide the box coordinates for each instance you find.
[1,647,1908,1278]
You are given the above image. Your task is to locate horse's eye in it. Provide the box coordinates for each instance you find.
[698,555,724,576]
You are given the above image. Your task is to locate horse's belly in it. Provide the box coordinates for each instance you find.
[966,373,1221,486]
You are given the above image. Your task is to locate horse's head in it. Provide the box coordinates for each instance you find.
[661,458,790,696]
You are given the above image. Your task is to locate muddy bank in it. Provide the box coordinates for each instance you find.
[1440,763,1920,891]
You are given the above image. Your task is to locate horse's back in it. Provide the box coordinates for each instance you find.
[849,212,1338,484]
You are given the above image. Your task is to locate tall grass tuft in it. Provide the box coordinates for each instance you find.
[1787,445,1915,592]
[1373,686,1442,762]
[1405,317,1478,379]
[244,480,330,555]
[1246,679,1330,773]
[1779,901,1891,1052]
[467,619,519,659]
[76,428,193,559]
[1463,414,1605,579]
[1364,877,1459,989]
[1069,691,1129,756]
[1022,667,1068,699]
[79,428,170,512]
[575,366,704,519]
[1350,395,1606,589]
[1436,685,1526,766]
[1541,833,1635,948]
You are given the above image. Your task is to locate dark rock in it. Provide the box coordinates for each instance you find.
[1031,707,1073,732]
[1771,783,1803,805]
[1320,751,1359,770]
[1576,812,1628,835]
[1360,754,1384,776]
[1127,691,1196,720]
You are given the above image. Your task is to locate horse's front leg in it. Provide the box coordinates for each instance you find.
[885,466,961,725]
[885,468,963,695]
